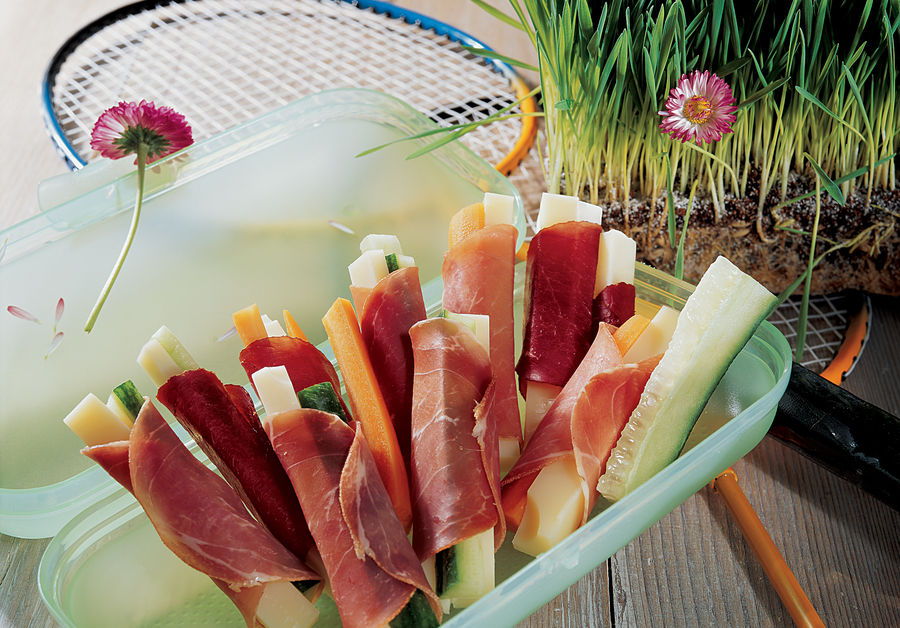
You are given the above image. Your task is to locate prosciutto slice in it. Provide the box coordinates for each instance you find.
[82,440,132,493]
[516,221,603,394]
[156,368,315,562]
[503,324,627,524]
[239,335,351,419]
[358,266,427,471]
[267,409,441,628]
[571,356,659,510]
[409,318,504,559]
[442,224,522,446]
[84,402,319,628]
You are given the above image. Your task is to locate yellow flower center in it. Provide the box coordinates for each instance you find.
[683,95,713,124]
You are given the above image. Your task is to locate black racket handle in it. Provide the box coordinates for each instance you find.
[769,362,900,511]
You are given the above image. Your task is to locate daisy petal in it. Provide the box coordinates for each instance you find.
[7,305,40,324]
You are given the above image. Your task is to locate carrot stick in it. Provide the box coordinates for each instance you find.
[448,202,485,249]
[233,304,268,347]
[282,309,307,341]
[322,298,412,530]
[348,285,372,319]
[613,314,651,356]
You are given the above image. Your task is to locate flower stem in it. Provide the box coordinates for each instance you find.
[83,143,148,332]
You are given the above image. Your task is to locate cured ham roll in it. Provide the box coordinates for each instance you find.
[357,265,427,473]
[442,223,522,465]
[239,335,351,419]
[156,368,316,563]
[409,318,505,578]
[502,324,660,555]
[266,408,442,628]
[82,402,320,628]
[516,221,603,394]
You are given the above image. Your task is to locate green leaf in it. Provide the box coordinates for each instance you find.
[794,86,866,141]
[804,152,845,206]
[841,62,873,135]
[716,55,750,77]
[460,45,539,72]
[736,76,790,110]
[468,0,526,30]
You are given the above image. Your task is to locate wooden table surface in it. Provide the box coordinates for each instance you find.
[1,2,898,627]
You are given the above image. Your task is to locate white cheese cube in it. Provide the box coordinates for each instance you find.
[348,249,390,289]
[499,437,521,476]
[359,234,403,256]
[261,314,286,337]
[64,393,132,446]
[255,580,319,628]
[535,193,578,232]
[523,380,562,443]
[622,305,680,363]
[137,338,184,387]
[512,456,584,557]
[443,311,490,354]
[575,200,604,225]
[482,192,516,227]
[252,366,301,422]
[594,229,637,295]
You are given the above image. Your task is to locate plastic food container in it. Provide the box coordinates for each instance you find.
[37,258,791,627]
[0,88,524,538]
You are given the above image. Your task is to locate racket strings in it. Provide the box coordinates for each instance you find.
[769,293,855,371]
[49,0,526,170]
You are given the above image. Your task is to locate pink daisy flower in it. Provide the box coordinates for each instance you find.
[90,100,192,162]
[83,101,191,332]
[659,71,737,144]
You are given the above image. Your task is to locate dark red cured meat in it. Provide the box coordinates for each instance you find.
[516,221,603,394]
[239,335,351,420]
[266,409,441,628]
[571,355,660,520]
[359,266,427,473]
[128,402,318,627]
[409,318,501,559]
[81,440,132,493]
[156,368,315,562]
[593,281,636,328]
[443,224,522,446]
[502,324,623,524]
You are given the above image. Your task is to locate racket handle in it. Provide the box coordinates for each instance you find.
[770,362,900,511]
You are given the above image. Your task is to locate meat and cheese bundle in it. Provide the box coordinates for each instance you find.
[442,193,522,471]
[66,394,321,628]
[266,408,441,628]
[517,193,638,441]
[408,317,505,610]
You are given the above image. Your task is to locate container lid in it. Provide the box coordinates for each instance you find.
[0,88,525,538]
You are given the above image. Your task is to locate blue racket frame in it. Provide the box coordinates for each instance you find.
[40,0,524,170]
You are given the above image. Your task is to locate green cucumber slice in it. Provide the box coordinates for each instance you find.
[434,528,494,608]
[598,256,776,501]
[385,253,400,273]
[297,382,348,423]
[152,326,199,372]
[112,380,144,420]
[389,590,439,628]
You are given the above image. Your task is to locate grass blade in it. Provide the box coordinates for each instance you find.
[805,153,845,206]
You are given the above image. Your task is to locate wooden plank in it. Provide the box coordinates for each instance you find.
[0,535,53,628]
[517,563,612,628]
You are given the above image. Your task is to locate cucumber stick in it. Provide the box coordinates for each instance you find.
[435,528,494,608]
[598,256,776,501]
